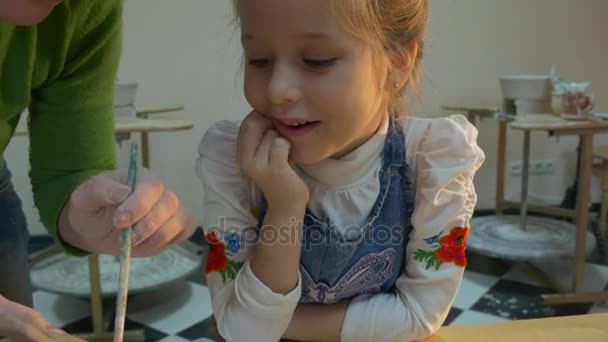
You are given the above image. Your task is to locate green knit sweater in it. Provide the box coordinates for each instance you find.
[0,0,123,252]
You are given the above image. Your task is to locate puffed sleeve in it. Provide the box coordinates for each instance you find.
[196,120,301,342]
[340,115,485,341]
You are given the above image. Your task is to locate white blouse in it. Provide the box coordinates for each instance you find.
[195,114,485,342]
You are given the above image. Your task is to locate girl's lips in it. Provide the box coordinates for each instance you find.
[273,119,321,139]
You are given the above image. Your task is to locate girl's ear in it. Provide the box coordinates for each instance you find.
[388,41,419,92]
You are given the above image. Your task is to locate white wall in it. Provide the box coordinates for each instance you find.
[5,0,608,236]
[420,0,608,208]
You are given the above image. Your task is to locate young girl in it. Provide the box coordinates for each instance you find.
[196,0,485,341]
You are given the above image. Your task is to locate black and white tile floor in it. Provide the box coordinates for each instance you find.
[28,231,608,341]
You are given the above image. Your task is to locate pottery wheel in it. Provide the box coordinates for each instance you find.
[468,215,596,261]
[30,242,203,298]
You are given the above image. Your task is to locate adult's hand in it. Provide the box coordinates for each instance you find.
[0,295,85,342]
[59,168,197,257]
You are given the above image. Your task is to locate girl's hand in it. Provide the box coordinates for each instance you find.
[237,111,309,208]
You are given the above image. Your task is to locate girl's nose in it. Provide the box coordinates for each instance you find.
[267,62,302,104]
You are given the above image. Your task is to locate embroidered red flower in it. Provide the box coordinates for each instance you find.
[413,226,470,270]
[204,231,245,282]
[206,232,229,273]
[206,230,223,246]
[435,227,469,267]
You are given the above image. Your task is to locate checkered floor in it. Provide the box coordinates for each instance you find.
[29,236,608,341]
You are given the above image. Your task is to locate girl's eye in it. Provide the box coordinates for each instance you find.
[303,58,337,68]
[248,58,270,67]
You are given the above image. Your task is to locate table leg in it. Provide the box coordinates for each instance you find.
[496,120,507,215]
[138,113,151,169]
[520,131,531,231]
[141,132,150,169]
[598,165,608,240]
[600,192,608,239]
[88,255,105,336]
[135,106,184,169]
[561,142,583,209]
[466,111,478,127]
[573,133,593,293]
[80,255,146,341]
[541,133,608,305]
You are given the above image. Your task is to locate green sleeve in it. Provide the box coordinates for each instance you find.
[28,0,123,255]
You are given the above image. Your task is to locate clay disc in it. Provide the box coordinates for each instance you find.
[30,242,203,298]
[468,215,596,261]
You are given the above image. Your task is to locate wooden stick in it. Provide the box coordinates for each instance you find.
[114,143,138,342]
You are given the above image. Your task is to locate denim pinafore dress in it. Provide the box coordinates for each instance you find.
[257,117,415,304]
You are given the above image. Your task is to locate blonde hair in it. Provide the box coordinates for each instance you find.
[232,0,428,116]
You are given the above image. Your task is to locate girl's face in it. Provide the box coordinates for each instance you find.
[239,0,390,165]
[0,0,62,26]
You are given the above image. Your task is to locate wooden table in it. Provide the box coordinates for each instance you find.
[421,313,608,342]
[19,111,195,341]
[14,116,194,136]
[441,104,499,127]
[495,113,608,305]
[134,106,186,168]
